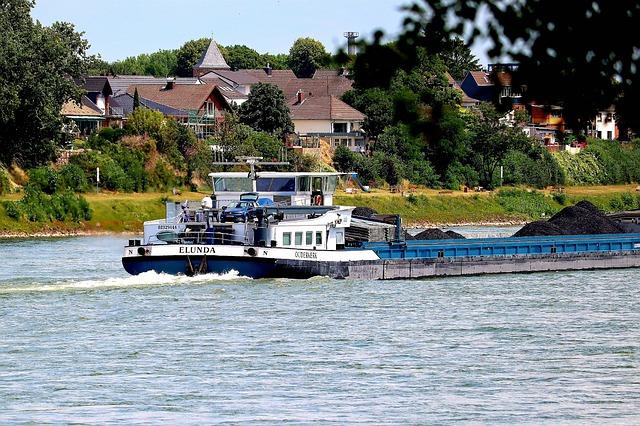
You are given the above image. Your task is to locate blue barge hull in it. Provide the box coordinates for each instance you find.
[360,233,640,260]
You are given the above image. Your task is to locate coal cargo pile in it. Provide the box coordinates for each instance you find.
[352,207,377,218]
[445,230,466,239]
[514,221,568,237]
[414,229,455,240]
[513,201,625,237]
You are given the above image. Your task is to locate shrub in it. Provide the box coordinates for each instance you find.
[0,166,10,195]
[3,201,21,220]
[552,192,567,205]
[58,164,88,192]
[28,166,58,194]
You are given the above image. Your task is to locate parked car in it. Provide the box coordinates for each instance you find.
[219,193,275,223]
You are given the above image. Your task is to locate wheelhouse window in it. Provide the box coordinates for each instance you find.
[306,231,313,245]
[256,177,295,192]
[295,232,303,246]
[283,232,291,246]
[315,231,322,245]
[214,177,253,192]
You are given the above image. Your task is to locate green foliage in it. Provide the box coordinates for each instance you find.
[288,38,329,78]
[467,103,531,188]
[0,3,89,167]
[552,192,567,205]
[438,38,482,81]
[239,83,293,137]
[176,38,211,77]
[554,140,640,185]
[98,127,127,143]
[126,107,165,139]
[261,53,289,70]
[444,162,479,189]
[58,163,88,192]
[28,166,58,194]
[503,147,565,188]
[7,184,92,222]
[222,45,262,70]
[342,88,394,138]
[111,49,178,77]
[370,0,640,131]
[497,188,555,219]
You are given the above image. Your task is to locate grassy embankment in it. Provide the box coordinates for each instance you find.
[1,185,639,236]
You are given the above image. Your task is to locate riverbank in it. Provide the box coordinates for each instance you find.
[0,185,638,238]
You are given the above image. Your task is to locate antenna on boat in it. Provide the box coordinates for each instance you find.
[212,156,289,192]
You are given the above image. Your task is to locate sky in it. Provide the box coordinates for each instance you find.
[31,0,489,65]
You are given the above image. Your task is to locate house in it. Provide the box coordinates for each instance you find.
[445,72,480,108]
[126,79,233,138]
[61,96,105,136]
[588,107,619,140]
[73,76,124,128]
[289,94,366,152]
[460,65,523,107]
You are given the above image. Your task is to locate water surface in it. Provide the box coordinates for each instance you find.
[1,235,638,423]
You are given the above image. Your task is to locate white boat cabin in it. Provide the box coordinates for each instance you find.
[208,172,340,207]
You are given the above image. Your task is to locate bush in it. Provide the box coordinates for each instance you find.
[58,164,88,192]
[552,192,567,205]
[8,186,92,223]
[503,148,565,188]
[28,166,58,194]
[3,201,21,220]
[444,162,479,190]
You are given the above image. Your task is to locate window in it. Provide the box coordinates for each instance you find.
[256,177,295,192]
[295,232,303,245]
[315,231,323,245]
[306,231,313,245]
[283,232,291,246]
[607,131,613,140]
[333,122,347,133]
[336,231,344,245]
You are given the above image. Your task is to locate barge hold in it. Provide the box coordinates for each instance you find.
[122,168,640,279]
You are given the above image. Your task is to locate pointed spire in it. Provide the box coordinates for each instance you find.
[194,39,230,71]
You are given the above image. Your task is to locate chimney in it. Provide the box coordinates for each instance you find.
[263,63,272,76]
[165,77,176,90]
[296,89,305,104]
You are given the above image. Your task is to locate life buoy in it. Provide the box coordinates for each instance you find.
[314,195,322,205]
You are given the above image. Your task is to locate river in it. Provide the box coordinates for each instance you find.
[1,233,639,424]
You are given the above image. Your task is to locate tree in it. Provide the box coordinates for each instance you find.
[261,53,289,70]
[133,88,140,110]
[239,83,293,137]
[0,1,89,167]
[380,1,640,131]
[467,103,530,188]
[176,38,210,77]
[126,107,165,140]
[111,50,178,77]
[438,38,481,81]
[222,45,262,70]
[342,88,394,138]
[288,38,329,78]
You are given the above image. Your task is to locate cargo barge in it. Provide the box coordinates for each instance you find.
[122,170,640,279]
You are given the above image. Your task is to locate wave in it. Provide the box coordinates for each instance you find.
[0,270,248,294]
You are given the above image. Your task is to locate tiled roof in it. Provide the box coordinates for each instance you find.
[289,95,364,121]
[127,84,215,111]
[108,75,201,96]
[470,71,492,86]
[194,40,230,70]
[201,70,259,85]
[112,93,189,117]
[61,96,104,117]
[75,76,112,94]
